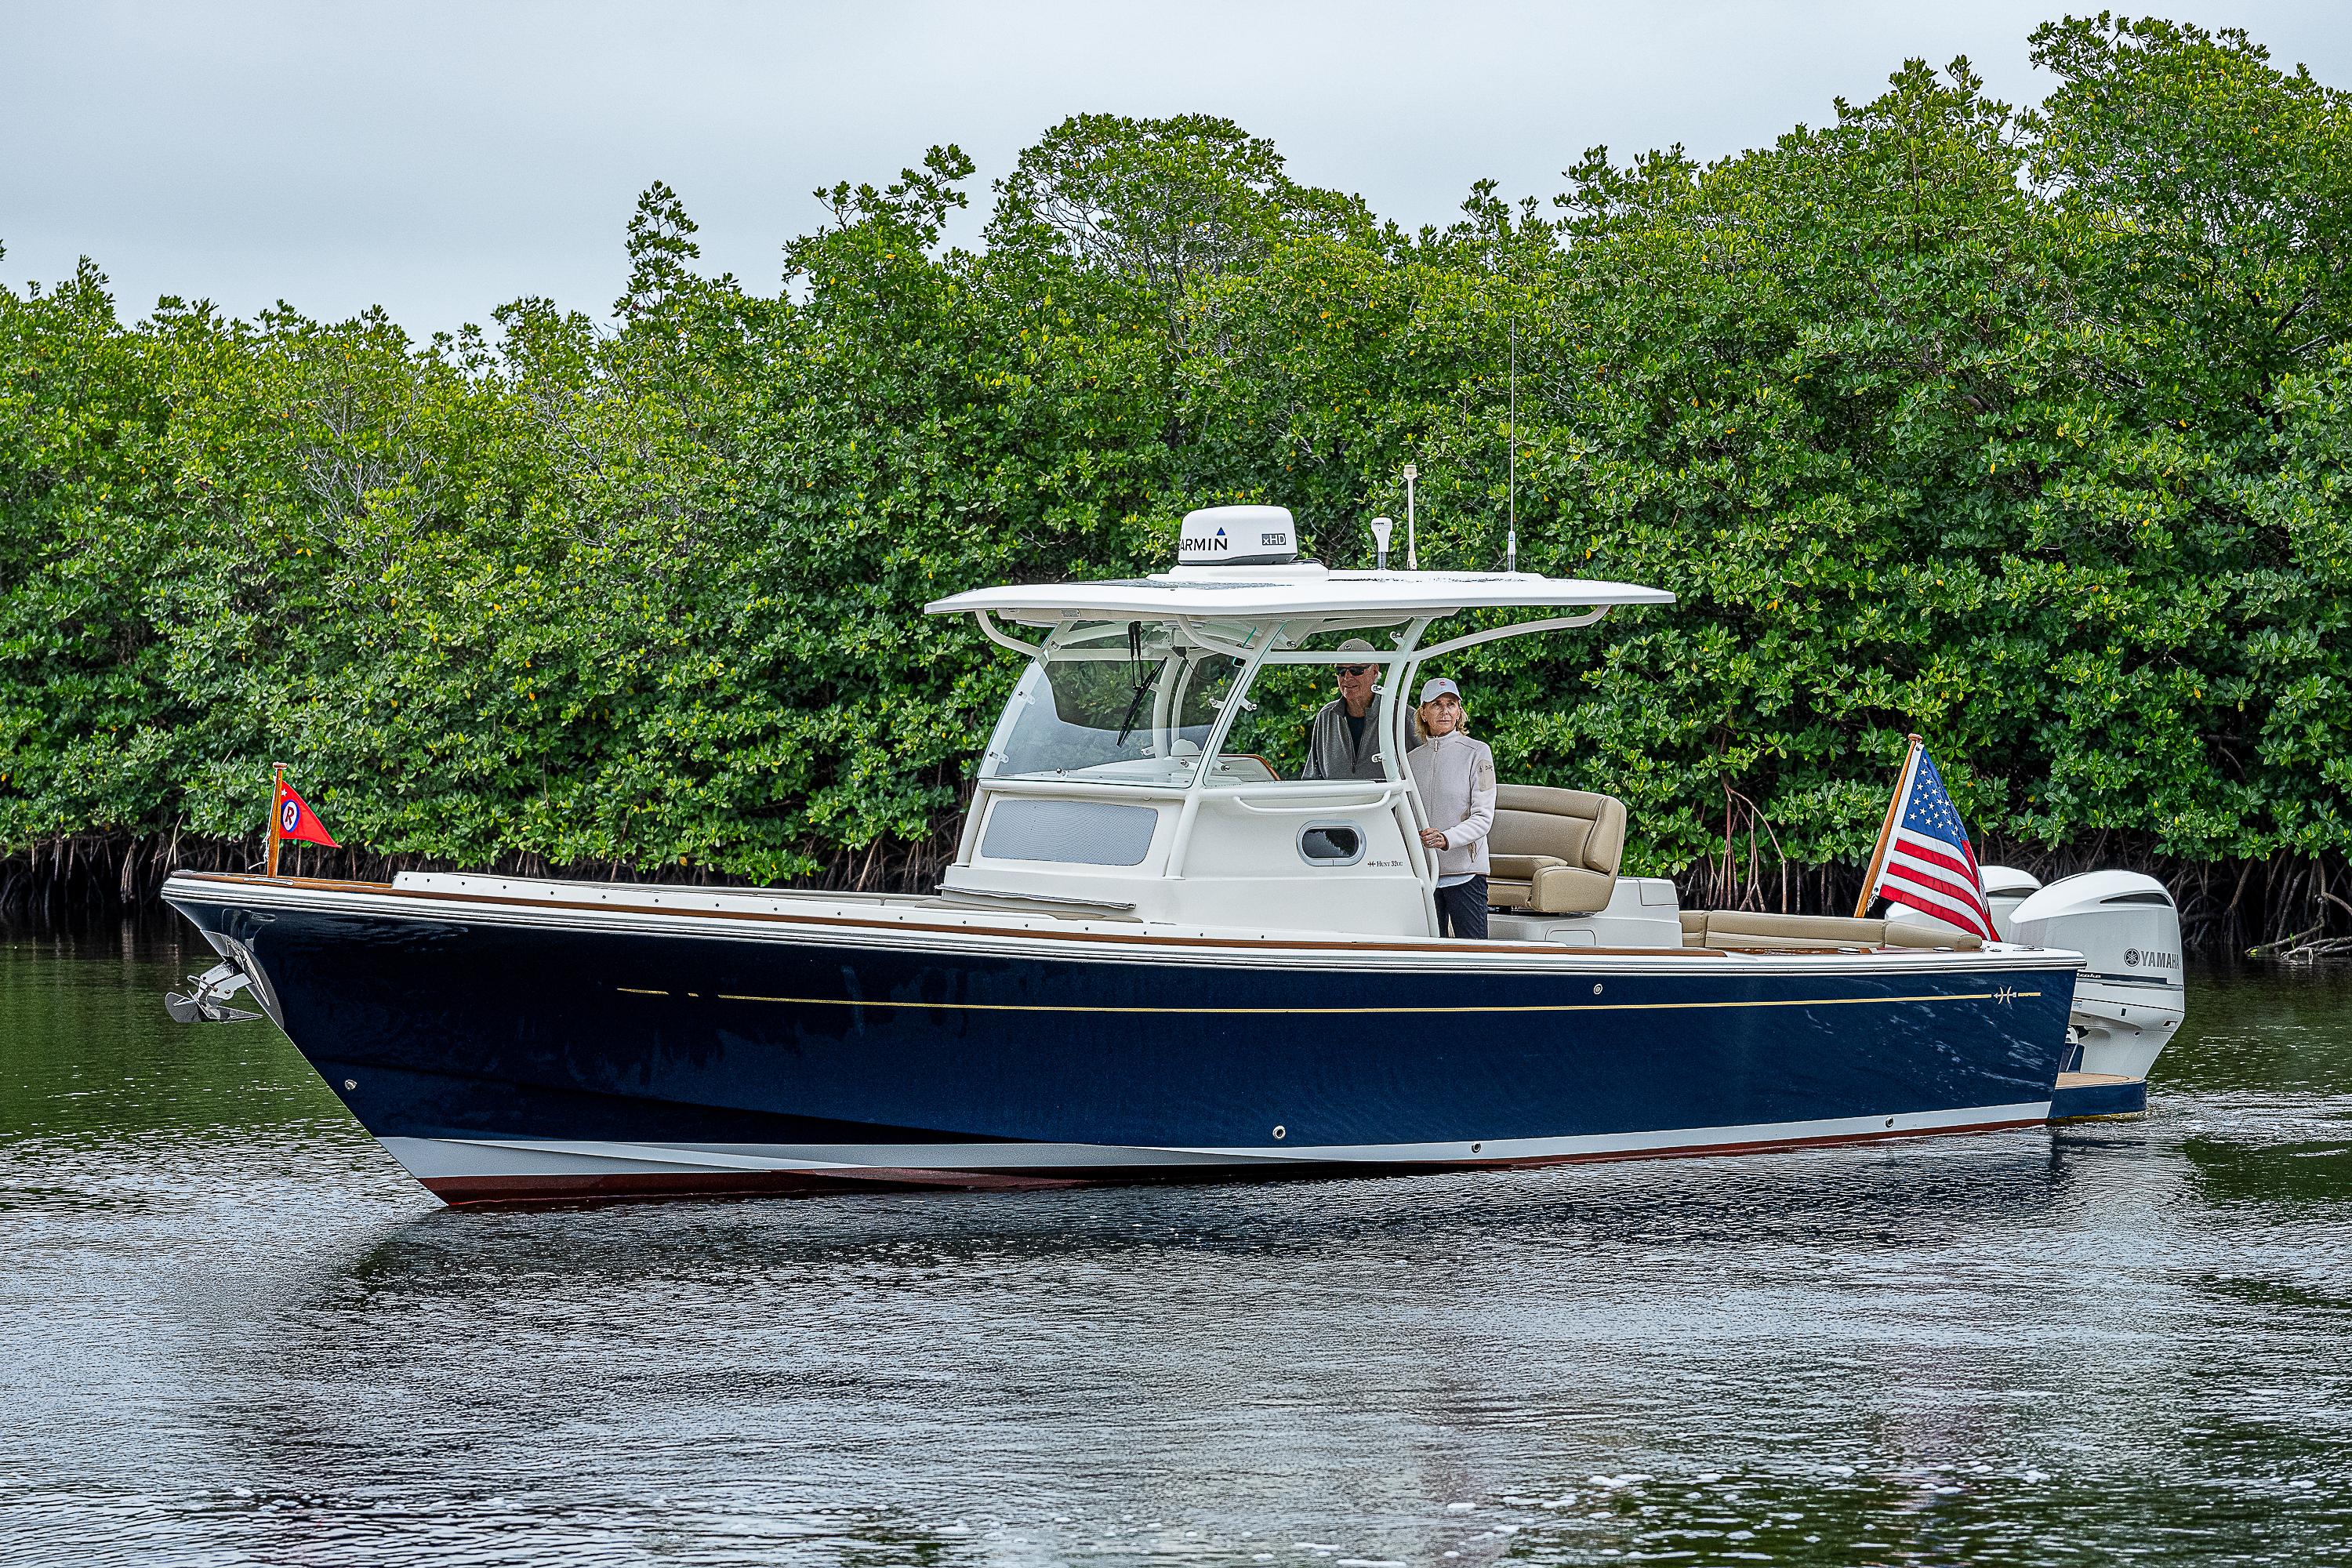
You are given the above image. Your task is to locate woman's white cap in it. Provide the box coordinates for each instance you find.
[1418,677,1461,704]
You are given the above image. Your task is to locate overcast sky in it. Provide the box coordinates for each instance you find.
[5,1,2348,339]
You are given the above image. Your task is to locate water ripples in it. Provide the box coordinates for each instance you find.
[3,936,2350,1564]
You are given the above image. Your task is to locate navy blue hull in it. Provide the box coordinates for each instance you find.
[2048,1073,2147,1120]
[165,877,2079,1206]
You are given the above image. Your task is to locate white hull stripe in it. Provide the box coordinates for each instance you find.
[379,1102,2050,1184]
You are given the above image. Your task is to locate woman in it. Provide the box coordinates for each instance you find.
[1404,677,1496,938]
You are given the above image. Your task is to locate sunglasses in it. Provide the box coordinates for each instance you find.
[1335,664,1373,677]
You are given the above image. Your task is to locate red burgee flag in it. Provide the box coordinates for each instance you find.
[274,777,339,848]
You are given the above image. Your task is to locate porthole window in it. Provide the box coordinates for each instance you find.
[1298,823,1364,866]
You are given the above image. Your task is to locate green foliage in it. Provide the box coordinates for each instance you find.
[2,24,2348,890]
[987,114,1375,304]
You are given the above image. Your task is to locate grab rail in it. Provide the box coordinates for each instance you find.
[1225,785,1406,816]
[975,777,1194,800]
[936,880,1138,913]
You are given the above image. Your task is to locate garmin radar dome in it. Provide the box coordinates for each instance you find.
[1177,505,1298,568]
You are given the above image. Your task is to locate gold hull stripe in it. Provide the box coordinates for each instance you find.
[657,989,2041,1017]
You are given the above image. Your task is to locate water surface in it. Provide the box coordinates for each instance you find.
[4,924,2350,1566]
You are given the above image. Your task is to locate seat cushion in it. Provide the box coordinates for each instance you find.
[1491,786,1627,877]
[1530,864,1615,915]
[1878,922,1983,951]
[1486,879,1534,910]
[1486,786,1629,914]
[1704,912,1889,945]
[1703,928,1879,949]
[1490,803,1591,868]
[1686,910,1983,952]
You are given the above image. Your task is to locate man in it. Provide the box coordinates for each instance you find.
[1301,639,1398,781]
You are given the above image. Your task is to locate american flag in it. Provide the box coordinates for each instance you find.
[1868,743,1996,939]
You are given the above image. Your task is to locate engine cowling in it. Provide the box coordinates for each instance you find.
[2009,871,2184,1079]
[1885,863,2043,941]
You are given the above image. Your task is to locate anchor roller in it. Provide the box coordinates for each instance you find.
[164,958,263,1024]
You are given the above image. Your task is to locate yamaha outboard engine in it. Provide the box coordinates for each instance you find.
[2009,871,2184,1079]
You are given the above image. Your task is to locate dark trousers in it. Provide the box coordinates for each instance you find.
[1435,876,1489,939]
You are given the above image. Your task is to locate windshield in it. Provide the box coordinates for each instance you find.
[982,622,1244,786]
[1215,662,1345,781]
[1217,627,1411,786]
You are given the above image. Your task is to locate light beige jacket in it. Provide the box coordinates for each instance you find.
[1406,730,1497,879]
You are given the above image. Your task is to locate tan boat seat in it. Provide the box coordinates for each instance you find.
[1880,921,1982,949]
[1485,786,1626,913]
[1680,909,1981,951]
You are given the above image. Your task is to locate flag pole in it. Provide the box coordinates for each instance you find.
[1853,733,1922,917]
[267,761,287,879]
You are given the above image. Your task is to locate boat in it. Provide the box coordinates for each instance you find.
[160,505,2183,1206]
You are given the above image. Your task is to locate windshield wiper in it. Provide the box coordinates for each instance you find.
[1113,623,1154,747]
[1113,675,1155,747]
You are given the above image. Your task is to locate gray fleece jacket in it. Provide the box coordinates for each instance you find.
[1301,693,1394,781]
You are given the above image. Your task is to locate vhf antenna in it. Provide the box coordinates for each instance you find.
[1403,463,1419,570]
[1506,319,1519,574]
